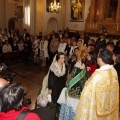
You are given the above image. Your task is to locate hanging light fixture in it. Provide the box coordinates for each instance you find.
[49,0,61,14]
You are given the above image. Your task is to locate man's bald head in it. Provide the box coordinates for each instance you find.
[0,78,8,91]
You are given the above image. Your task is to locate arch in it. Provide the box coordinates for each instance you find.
[8,17,17,30]
[47,17,59,32]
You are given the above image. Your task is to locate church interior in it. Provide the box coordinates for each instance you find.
[0,0,120,120]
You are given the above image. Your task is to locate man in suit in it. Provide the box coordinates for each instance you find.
[96,34,106,51]
[23,29,30,41]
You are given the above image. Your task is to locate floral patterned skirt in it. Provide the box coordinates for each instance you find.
[59,103,76,120]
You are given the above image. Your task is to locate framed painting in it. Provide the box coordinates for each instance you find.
[16,6,23,18]
[70,0,85,22]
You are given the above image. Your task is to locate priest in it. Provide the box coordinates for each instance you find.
[75,49,119,120]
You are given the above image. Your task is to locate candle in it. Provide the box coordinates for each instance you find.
[117,23,119,31]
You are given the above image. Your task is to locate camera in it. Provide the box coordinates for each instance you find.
[0,63,15,83]
[0,63,31,106]
[0,63,7,73]
[3,73,15,83]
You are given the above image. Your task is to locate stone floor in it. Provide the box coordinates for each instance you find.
[4,62,48,109]
[2,62,120,119]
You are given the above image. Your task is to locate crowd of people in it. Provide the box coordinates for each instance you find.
[0,27,120,65]
[36,28,120,119]
[0,27,120,120]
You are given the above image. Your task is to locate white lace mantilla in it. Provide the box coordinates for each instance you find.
[74,61,85,69]
[50,61,66,77]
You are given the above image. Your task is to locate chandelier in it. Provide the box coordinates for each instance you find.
[49,0,61,14]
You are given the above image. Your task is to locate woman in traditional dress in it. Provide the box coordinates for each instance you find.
[57,45,89,120]
[48,52,66,103]
[37,52,66,116]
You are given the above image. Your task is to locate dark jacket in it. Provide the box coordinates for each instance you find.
[114,63,120,85]
[96,39,106,50]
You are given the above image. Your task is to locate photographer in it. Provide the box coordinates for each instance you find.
[0,65,55,120]
[0,83,55,120]
[0,63,14,83]
[0,83,40,120]
[0,64,14,111]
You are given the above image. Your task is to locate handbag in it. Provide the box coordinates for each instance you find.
[37,94,52,107]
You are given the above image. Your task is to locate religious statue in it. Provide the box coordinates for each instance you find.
[71,0,83,20]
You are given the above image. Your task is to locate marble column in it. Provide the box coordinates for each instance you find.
[23,0,30,32]
[36,0,43,35]
[61,0,66,30]
[30,0,36,35]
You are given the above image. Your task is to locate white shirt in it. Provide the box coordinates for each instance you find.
[2,44,12,53]
[58,43,67,53]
